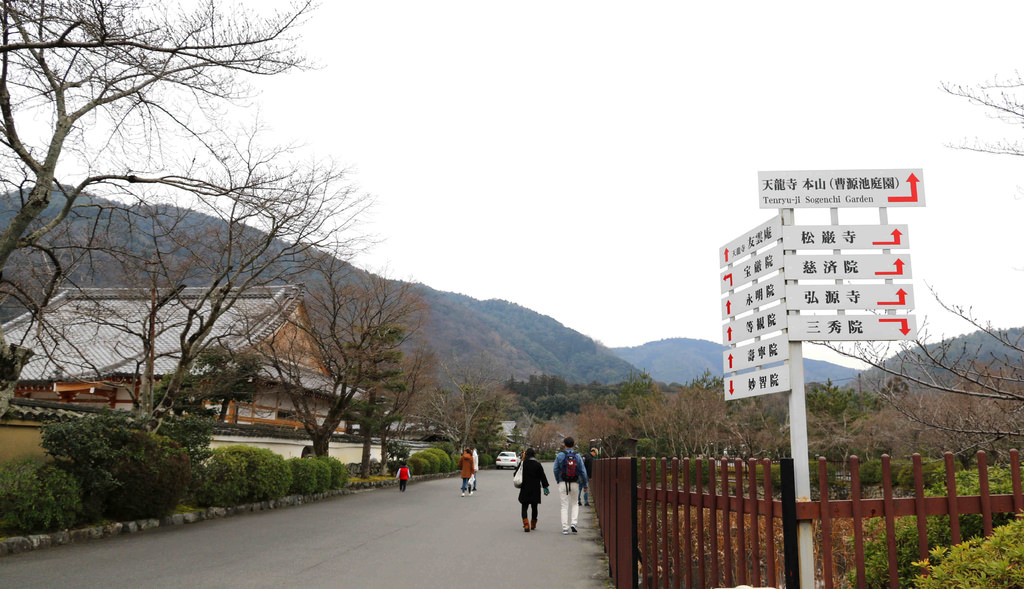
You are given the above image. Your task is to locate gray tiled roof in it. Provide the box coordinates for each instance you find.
[3,285,303,381]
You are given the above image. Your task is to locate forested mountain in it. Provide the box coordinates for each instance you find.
[612,337,860,386]
[0,193,856,386]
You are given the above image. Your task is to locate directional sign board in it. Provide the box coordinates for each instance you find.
[720,215,782,267]
[722,274,786,319]
[759,169,924,208]
[786,284,914,311]
[782,225,910,250]
[725,365,791,400]
[723,304,788,345]
[724,334,789,373]
[784,253,911,281]
[788,314,917,341]
[721,243,783,293]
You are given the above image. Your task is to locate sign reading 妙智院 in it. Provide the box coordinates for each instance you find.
[758,169,924,208]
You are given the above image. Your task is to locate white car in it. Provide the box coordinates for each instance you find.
[495,451,519,470]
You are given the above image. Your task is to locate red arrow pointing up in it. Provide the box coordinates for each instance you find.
[728,354,734,369]
[888,173,920,203]
[878,288,908,306]
[726,327,733,342]
[875,258,906,276]
[879,317,912,335]
[726,300,732,315]
[872,228,903,246]
[723,248,729,263]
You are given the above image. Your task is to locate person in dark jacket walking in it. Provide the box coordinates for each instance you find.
[516,447,550,532]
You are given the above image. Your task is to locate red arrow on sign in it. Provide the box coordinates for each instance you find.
[879,317,912,335]
[875,259,906,276]
[727,354,734,369]
[726,327,733,342]
[728,379,735,395]
[723,248,729,263]
[723,273,733,287]
[726,300,732,315]
[878,288,909,306]
[872,228,903,246]
[887,173,920,203]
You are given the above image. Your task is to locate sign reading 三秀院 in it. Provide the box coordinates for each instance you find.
[758,169,924,208]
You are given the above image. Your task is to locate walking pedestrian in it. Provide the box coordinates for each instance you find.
[457,447,475,497]
[471,447,479,493]
[553,436,589,535]
[515,447,549,532]
[579,447,597,506]
[395,462,411,492]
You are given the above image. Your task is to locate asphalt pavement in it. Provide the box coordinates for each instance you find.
[0,463,611,589]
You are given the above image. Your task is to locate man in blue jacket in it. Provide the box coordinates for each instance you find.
[553,436,589,535]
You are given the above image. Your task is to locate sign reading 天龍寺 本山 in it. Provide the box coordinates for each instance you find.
[758,169,924,208]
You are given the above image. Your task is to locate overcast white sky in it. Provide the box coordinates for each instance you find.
[249,1,1024,367]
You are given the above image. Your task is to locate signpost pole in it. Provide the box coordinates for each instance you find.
[782,207,815,589]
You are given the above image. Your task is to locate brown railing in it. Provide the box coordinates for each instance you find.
[591,450,1024,589]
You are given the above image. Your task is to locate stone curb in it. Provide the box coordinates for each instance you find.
[0,471,459,558]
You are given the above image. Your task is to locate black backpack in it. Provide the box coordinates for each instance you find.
[563,450,579,482]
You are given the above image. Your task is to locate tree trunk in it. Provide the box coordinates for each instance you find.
[360,428,373,477]
[312,429,331,457]
[0,344,34,418]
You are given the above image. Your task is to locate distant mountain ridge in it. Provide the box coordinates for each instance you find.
[611,337,860,386]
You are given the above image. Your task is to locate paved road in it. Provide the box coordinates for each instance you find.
[1,464,610,588]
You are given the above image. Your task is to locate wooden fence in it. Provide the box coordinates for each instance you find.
[591,450,1024,589]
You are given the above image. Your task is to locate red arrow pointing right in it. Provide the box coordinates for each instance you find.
[888,173,920,203]
[872,228,903,246]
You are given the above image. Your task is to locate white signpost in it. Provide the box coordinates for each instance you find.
[718,168,925,589]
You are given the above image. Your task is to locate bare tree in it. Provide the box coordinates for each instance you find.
[419,353,510,449]
[0,0,317,416]
[258,254,425,459]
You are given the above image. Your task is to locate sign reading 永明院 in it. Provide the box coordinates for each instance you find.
[758,169,924,208]
[722,273,786,319]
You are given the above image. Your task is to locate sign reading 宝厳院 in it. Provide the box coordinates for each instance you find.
[758,169,924,208]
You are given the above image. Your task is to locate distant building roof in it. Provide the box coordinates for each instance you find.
[3,285,304,382]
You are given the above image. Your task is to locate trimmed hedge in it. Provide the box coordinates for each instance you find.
[0,458,82,534]
[287,457,331,495]
[408,455,428,476]
[316,456,349,489]
[195,446,291,507]
[105,431,191,521]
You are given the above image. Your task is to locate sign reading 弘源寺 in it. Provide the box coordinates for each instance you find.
[758,169,924,208]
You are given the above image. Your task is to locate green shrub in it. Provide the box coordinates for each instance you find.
[194,446,291,507]
[432,441,456,456]
[915,518,1024,588]
[423,447,451,472]
[288,457,331,495]
[479,453,494,467]
[105,431,191,521]
[316,456,348,488]
[0,458,82,534]
[413,450,439,474]
[40,411,140,520]
[408,455,428,476]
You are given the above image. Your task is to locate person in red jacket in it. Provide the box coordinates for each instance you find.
[395,462,411,492]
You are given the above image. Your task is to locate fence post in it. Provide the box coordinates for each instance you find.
[629,457,639,589]
[781,458,800,589]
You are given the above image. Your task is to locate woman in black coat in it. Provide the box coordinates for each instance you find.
[516,447,550,532]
